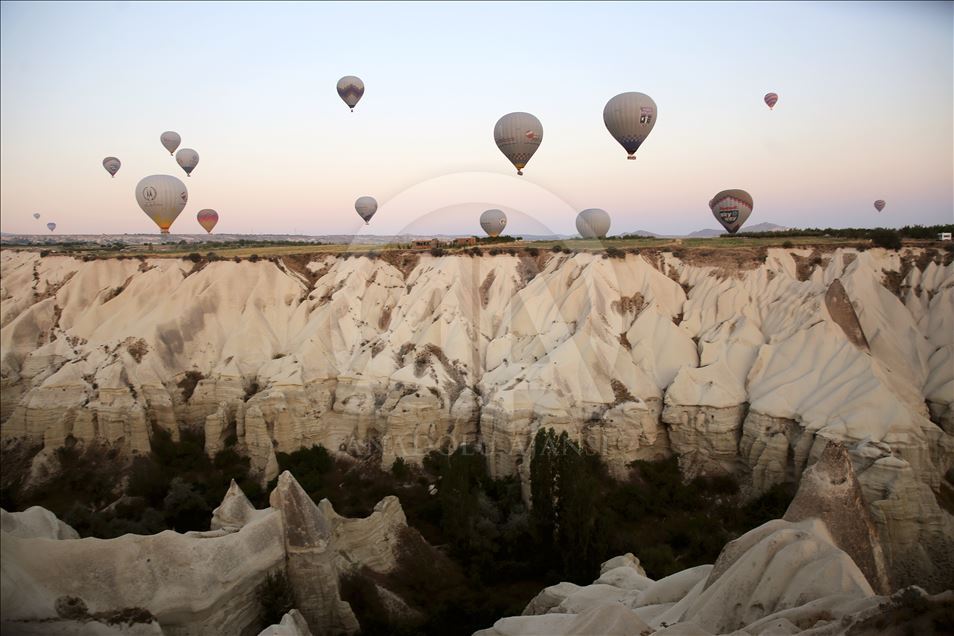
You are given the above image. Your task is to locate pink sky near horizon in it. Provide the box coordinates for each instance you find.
[1,2,951,237]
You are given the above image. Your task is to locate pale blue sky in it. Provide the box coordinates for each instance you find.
[1,1,951,236]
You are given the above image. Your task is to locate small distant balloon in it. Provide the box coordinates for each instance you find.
[47,222,56,232]
[197,209,219,233]
[355,196,378,224]
[494,112,543,175]
[337,76,365,111]
[176,149,199,177]
[160,131,181,156]
[710,189,753,234]
[33,213,41,220]
[764,93,779,110]
[480,209,507,237]
[603,92,657,160]
[103,157,121,178]
[576,209,611,239]
[874,200,886,212]
[135,174,188,234]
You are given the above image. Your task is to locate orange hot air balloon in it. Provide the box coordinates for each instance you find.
[764,93,778,110]
[197,209,219,233]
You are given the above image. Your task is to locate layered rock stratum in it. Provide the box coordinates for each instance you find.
[2,246,952,590]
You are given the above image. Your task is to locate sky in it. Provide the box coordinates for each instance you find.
[1,1,951,237]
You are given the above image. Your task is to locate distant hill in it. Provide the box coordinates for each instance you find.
[619,230,661,238]
[687,222,788,238]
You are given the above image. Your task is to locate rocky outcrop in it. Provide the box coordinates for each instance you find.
[478,515,914,635]
[258,610,313,636]
[782,441,890,594]
[0,472,418,636]
[2,247,952,590]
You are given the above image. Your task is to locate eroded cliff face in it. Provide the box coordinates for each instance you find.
[2,246,952,590]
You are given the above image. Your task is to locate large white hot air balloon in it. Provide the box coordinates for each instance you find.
[103,157,121,178]
[603,92,657,160]
[355,196,378,223]
[160,131,181,156]
[135,175,188,234]
[709,189,753,234]
[494,112,543,175]
[47,222,56,232]
[176,149,199,177]
[480,209,507,237]
[576,209,611,239]
[337,76,365,111]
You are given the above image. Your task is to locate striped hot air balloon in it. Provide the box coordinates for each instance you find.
[337,76,365,111]
[197,209,219,233]
[764,93,779,110]
[874,200,886,212]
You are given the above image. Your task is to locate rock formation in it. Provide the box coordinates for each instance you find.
[0,471,418,635]
[2,247,952,589]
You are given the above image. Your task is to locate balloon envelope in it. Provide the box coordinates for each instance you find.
[176,149,199,177]
[480,209,507,237]
[603,92,657,159]
[576,209,611,239]
[764,93,778,109]
[197,209,219,233]
[135,175,188,234]
[337,76,365,111]
[103,157,121,177]
[494,112,543,175]
[33,213,40,220]
[874,200,886,212]
[710,189,753,234]
[355,196,378,223]
[160,131,181,156]
[47,222,56,232]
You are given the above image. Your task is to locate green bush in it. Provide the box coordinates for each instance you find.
[871,229,902,250]
[257,570,294,629]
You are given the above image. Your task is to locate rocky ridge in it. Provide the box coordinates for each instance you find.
[1,246,952,590]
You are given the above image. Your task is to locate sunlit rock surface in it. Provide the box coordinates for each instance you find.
[2,247,952,589]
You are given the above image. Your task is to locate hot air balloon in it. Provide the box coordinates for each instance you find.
[874,200,886,212]
[337,76,365,111]
[494,112,543,176]
[197,209,219,233]
[764,93,779,110]
[603,92,657,160]
[135,175,188,234]
[47,222,56,232]
[33,213,40,220]
[709,189,753,234]
[103,157,121,178]
[176,149,199,177]
[160,131,181,156]
[480,209,507,237]
[576,209,611,239]
[355,196,378,224]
